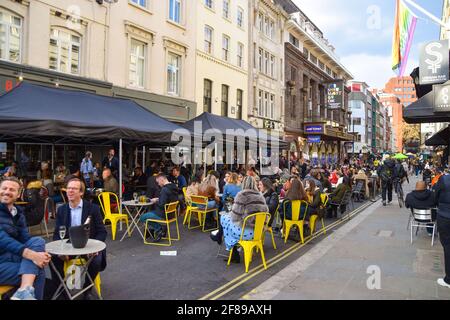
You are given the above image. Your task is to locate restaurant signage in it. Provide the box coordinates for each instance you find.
[305,125,324,134]
[307,136,321,143]
[433,83,450,112]
[327,81,344,109]
[419,39,449,85]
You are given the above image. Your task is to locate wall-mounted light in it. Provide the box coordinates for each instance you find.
[17,71,24,81]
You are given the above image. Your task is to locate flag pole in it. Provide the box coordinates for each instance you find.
[403,0,450,29]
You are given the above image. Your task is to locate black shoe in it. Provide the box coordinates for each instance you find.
[224,248,240,263]
[382,201,386,206]
[210,231,222,245]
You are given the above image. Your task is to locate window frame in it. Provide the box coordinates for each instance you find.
[203,79,212,113]
[258,90,263,117]
[0,9,22,63]
[237,7,244,28]
[236,89,243,120]
[221,84,229,117]
[204,25,213,54]
[237,42,244,68]
[129,38,147,88]
[168,0,182,24]
[129,0,147,9]
[222,34,230,62]
[167,51,181,96]
[49,27,81,75]
[204,0,214,9]
[222,0,230,20]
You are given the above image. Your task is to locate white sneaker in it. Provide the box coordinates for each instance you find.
[10,286,36,300]
[437,278,450,289]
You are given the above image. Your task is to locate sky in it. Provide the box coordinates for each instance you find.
[293,0,444,89]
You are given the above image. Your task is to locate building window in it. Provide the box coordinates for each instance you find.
[221,84,229,116]
[264,17,270,36]
[130,0,147,8]
[204,25,213,54]
[264,92,269,118]
[167,52,181,96]
[204,79,212,113]
[222,35,230,61]
[236,89,243,119]
[0,9,22,63]
[318,60,324,70]
[269,20,275,39]
[223,0,230,19]
[310,54,317,65]
[49,28,81,75]
[258,12,264,31]
[270,55,275,78]
[258,90,263,117]
[289,34,299,47]
[169,0,181,24]
[258,48,263,72]
[205,0,213,9]
[353,118,361,126]
[129,38,146,88]
[270,94,275,119]
[237,43,244,68]
[326,66,332,75]
[264,51,269,74]
[237,7,244,28]
[303,47,309,58]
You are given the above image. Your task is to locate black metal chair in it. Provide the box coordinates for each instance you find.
[329,190,354,220]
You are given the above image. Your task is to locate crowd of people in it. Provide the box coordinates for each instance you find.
[3,147,450,299]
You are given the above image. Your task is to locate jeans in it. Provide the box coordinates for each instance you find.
[437,215,450,284]
[0,237,46,300]
[381,181,393,202]
[140,211,164,232]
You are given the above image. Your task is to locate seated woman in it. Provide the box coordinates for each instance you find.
[222,173,241,204]
[198,174,220,229]
[329,176,351,218]
[305,179,321,217]
[185,177,200,204]
[353,169,370,200]
[281,178,309,223]
[211,176,268,263]
[258,178,279,228]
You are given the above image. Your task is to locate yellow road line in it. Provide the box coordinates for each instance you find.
[199,200,376,300]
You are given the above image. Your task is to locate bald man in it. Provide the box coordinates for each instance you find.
[405,181,436,211]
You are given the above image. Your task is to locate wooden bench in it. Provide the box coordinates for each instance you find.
[0,286,15,300]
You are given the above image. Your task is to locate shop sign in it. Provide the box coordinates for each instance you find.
[307,136,321,143]
[264,120,276,130]
[433,83,450,112]
[305,125,324,134]
[327,81,344,109]
[420,39,449,85]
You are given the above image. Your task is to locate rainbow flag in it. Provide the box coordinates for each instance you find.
[391,0,418,76]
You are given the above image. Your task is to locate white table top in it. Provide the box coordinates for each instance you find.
[46,239,106,256]
[122,200,155,207]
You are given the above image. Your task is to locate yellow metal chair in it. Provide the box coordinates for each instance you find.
[64,259,101,298]
[182,187,193,226]
[187,196,218,232]
[144,201,180,246]
[264,202,279,250]
[98,192,130,241]
[227,212,271,273]
[0,285,14,300]
[282,200,309,244]
[309,194,328,237]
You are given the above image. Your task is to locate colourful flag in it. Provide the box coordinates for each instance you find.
[392,0,418,76]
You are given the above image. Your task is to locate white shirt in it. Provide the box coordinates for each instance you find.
[70,200,83,227]
[10,206,17,217]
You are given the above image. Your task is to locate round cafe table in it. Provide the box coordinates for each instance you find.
[120,200,155,241]
[46,239,106,300]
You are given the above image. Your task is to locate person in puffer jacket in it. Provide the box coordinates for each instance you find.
[0,177,51,300]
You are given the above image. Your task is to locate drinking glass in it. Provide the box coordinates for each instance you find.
[59,226,66,248]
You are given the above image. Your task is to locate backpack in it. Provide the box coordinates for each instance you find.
[380,166,392,183]
[22,188,45,227]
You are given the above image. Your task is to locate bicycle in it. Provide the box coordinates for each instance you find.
[393,178,405,208]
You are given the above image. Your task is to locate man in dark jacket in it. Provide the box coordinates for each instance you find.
[146,167,161,199]
[405,181,436,210]
[0,177,51,300]
[140,174,179,242]
[102,148,120,180]
[434,172,450,289]
[378,158,396,206]
[49,178,107,300]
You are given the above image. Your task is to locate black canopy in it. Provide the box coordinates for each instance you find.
[403,89,450,124]
[182,112,287,148]
[425,126,450,146]
[0,82,185,144]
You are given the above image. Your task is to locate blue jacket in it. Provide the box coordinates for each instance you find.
[222,184,242,203]
[0,203,31,260]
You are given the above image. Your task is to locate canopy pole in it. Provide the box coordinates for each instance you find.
[119,139,123,201]
[142,146,145,170]
[214,143,218,171]
[204,149,207,179]
[259,147,263,175]
[52,144,55,173]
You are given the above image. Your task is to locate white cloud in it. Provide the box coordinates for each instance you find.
[341,54,418,89]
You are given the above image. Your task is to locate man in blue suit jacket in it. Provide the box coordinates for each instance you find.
[48,178,107,299]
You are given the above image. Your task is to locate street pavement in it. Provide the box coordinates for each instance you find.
[243,176,450,300]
